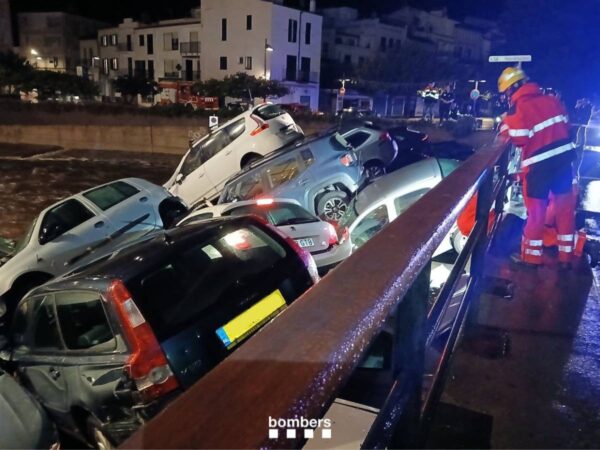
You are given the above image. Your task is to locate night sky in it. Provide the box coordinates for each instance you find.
[10,0,502,24]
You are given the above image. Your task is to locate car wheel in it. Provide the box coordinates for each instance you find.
[364,161,386,181]
[317,191,349,222]
[87,416,114,450]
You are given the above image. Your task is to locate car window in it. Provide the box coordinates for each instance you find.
[266,157,303,189]
[200,130,231,164]
[253,104,285,121]
[345,132,370,149]
[40,199,95,242]
[393,189,430,215]
[300,149,315,167]
[222,172,264,202]
[438,159,462,178]
[225,203,318,226]
[55,291,115,351]
[225,118,245,141]
[126,225,289,342]
[32,296,63,350]
[83,181,140,211]
[351,204,390,249]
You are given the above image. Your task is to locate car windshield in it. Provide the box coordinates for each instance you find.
[253,104,285,121]
[126,224,290,342]
[12,218,37,255]
[224,203,319,226]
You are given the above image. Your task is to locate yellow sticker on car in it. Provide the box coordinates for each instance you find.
[215,290,286,349]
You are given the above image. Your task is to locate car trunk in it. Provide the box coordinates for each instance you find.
[278,221,332,254]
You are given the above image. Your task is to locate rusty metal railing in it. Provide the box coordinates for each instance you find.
[121,139,512,449]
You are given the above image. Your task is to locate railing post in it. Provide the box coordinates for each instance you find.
[389,262,430,448]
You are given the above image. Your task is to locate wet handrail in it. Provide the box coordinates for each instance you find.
[121,140,510,449]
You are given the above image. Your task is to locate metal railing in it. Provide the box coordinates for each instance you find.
[180,41,201,56]
[282,69,320,83]
[121,140,511,449]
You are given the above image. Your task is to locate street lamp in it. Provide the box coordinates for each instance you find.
[468,79,486,116]
[30,48,38,56]
[264,39,274,79]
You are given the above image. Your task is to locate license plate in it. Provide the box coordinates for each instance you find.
[295,238,314,248]
[215,290,286,350]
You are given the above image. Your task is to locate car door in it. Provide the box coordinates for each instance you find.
[172,143,212,206]
[35,198,112,271]
[349,203,391,250]
[81,181,158,246]
[11,295,71,424]
[204,118,246,194]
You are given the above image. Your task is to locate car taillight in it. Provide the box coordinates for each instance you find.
[339,153,355,167]
[326,222,338,246]
[257,198,275,206]
[250,122,269,136]
[380,132,391,142]
[108,280,179,402]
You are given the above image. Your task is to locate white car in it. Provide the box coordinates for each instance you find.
[177,199,352,272]
[165,103,304,208]
[0,178,187,317]
[339,158,462,256]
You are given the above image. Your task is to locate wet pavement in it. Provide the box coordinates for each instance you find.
[0,144,181,240]
[427,215,600,448]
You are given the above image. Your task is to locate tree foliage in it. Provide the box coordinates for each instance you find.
[113,76,159,103]
[0,51,98,99]
[193,73,290,100]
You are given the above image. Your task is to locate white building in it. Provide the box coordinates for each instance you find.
[199,0,323,110]
[0,0,12,53]
[19,12,106,73]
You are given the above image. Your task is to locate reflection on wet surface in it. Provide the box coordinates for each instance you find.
[0,146,180,240]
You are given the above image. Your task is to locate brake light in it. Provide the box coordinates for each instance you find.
[380,132,391,142]
[257,198,275,206]
[326,222,338,246]
[250,120,270,136]
[339,153,355,167]
[108,280,179,402]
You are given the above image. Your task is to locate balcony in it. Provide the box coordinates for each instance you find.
[282,69,319,84]
[117,43,132,52]
[180,41,200,56]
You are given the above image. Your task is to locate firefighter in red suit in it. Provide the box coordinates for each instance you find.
[498,67,576,268]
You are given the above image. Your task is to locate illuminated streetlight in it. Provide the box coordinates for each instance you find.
[30,49,38,56]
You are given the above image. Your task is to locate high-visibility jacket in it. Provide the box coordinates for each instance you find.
[500,82,574,171]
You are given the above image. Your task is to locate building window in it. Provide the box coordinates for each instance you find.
[164,59,179,77]
[358,56,365,65]
[288,19,298,43]
[344,54,351,64]
[305,22,312,45]
[128,57,133,77]
[164,33,179,51]
[222,18,227,41]
[126,34,132,51]
[110,58,118,71]
[148,60,155,80]
[239,57,244,64]
[111,34,118,46]
[139,35,145,46]
[102,58,109,75]
[247,15,252,30]
[147,34,154,55]
[245,57,253,70]
[380,37,387,51]
[220,56,228,70]
[101,35,108,47]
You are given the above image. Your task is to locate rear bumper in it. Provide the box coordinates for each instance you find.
[312,239,352,269]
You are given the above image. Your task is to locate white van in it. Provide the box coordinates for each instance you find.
[165,103,303,207]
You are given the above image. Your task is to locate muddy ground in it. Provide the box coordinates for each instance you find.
[0,145,181,240]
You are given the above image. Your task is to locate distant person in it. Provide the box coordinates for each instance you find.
[439,85,455,124]
[420,83,440,122]
[498,66,576,269]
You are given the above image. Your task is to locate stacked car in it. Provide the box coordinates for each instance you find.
[0,103,469,448]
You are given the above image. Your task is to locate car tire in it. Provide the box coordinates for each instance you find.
[3,275,51,320]
[87,416,114,450]
[364,161,386,181]
[317,191,350,222]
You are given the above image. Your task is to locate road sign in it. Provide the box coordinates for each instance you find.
[489,55,532,63]
[209,115,219,129]
[470,89,480,101]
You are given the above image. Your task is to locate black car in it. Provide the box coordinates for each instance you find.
[0,216,318,448]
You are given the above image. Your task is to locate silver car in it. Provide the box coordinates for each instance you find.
[178,199,352,272]
[0,178,187,318]
[342,125,398,180]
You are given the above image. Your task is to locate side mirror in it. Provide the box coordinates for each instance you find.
[39,215,63,245]
[175,173,184,185]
